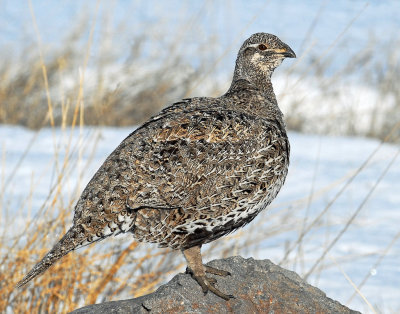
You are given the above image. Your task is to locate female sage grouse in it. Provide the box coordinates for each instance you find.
[17,33,295,300]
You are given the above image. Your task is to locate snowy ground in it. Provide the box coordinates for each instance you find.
[1,124,399,313]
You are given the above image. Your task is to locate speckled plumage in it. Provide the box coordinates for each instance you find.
[17,33,295,299]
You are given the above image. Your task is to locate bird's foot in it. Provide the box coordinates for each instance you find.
[186,267,234,301]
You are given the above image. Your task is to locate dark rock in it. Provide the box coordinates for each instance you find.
[71,256,360,314]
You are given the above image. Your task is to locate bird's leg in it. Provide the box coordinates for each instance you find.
[182,245,234,300]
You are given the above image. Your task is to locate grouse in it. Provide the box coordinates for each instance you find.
[16,33,295,300]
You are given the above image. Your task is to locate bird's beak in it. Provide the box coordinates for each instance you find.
[274,45,296,58]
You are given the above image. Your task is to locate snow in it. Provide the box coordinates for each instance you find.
[1,124,399,313]
[274,75,398,138]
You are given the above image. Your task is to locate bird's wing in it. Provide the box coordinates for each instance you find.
[129,108,287,211]
[73,106,288,227]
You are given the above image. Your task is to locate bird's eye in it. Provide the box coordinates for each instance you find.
[258,44,268,51]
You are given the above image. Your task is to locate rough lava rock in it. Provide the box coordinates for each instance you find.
[71,256,360,314]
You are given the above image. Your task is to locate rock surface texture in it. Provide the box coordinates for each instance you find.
[71,256,360,314]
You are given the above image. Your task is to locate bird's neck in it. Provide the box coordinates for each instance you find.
[227,73,275,98]
[228,63,275,94]
[223,77,284,123]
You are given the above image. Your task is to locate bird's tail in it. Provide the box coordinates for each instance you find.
[16,225,88,288]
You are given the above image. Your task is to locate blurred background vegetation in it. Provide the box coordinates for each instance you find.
[1,1,399,141]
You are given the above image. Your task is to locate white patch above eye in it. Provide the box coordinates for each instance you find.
[248,43,264,48]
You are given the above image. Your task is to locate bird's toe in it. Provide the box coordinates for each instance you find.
[189,273,232,301]
[204,265,231,276]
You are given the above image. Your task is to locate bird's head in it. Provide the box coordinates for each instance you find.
[233,33,296,89]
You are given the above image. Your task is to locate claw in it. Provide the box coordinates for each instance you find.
[190,273,232,301]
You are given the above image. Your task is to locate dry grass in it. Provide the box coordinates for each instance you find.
[0,4,226,132]
[278,35,400,143]
[1,7,399,142]
[0,32,211,130]
[2,228,182,312]
[1,3,399,314]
